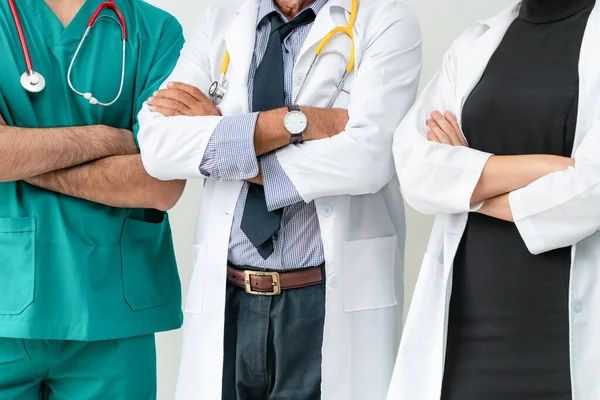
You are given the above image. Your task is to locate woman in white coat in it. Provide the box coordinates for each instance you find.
[390,0,600,399]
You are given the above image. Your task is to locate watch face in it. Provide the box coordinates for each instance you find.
[284,111,308,135]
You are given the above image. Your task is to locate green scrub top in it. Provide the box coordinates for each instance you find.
[0,0,184,341]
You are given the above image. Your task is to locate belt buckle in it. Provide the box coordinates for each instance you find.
[244,271,281,296]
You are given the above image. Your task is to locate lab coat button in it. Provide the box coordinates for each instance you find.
[573,302,582,313]
[328,275,338,287]
[295,73,306,85]
[322,205,333,217]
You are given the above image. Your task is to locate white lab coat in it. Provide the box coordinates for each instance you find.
[389,1,600,399]
[137,0,422,399]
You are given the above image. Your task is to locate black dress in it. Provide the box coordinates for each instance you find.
[441,1,595,399]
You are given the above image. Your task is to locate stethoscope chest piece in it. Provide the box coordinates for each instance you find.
[209,78,228,105]
[20,71,46,93]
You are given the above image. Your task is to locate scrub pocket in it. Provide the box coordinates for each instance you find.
[120,217,176,311]
[0,217,36,315]
[342,235,398,312]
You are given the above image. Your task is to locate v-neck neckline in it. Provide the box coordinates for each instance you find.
[17,0,104,46]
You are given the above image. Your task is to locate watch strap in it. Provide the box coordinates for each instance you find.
[290,133,303,145]
[287,105,304,144]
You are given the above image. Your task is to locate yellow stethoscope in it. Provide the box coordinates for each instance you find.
[209,0,358,108]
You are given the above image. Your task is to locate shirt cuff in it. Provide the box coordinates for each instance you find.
[261,152,304,211]
[199,113,260,181]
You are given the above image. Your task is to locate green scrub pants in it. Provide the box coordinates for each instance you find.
[0,335,156,400]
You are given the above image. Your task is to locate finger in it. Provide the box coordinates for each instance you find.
[149,106,183,117]
[426,119,452,145]
[444,111,469,146]
[444,111,461,133]
[431,111,461,146]
[426,130,441,143]
[167,82,209,103]
[0,114,6,126]
[153,89,196,111]
[148,96,191,116]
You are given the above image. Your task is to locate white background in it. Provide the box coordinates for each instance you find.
[147,0,515,398]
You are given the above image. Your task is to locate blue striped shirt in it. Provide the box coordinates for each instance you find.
[199,0,328,270]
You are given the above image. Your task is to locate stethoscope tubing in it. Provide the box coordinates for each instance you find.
[327,71,349,109]
[67,16,127,107]
[213,43,352,108]
[212,0,358,108]
[8,0,34,74]
[9,0,127,104]
[292,50,350,107]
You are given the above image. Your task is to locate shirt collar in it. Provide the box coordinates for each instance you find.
[257,0,329,25]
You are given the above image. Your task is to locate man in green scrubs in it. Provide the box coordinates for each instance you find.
[0,0,185,398]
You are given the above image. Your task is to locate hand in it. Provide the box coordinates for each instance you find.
[0,113,6,126]
[303,108,349,141]
[148,82,221,117]
[426,111,468,147]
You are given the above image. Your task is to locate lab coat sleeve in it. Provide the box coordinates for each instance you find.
[274,2,422,202]
[393,28,494,216]
[137,7,224,180]
[510,121,600,254]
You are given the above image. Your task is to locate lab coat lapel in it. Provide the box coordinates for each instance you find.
[224,0,261,113]
[576,3,600,150]
[296,0,352,67]
[455,5,518,120]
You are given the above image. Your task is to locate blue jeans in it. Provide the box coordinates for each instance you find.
[221,270,325,400]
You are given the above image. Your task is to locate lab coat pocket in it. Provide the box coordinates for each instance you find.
[342,235,398,312]
[0,217,36,315]
[120,217,176,311]
[184,244,207,314]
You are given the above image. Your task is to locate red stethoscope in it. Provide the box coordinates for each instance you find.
[8,0,127,106]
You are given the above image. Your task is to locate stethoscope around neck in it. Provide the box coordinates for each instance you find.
[8,0,127,107]
[210,0,358,108]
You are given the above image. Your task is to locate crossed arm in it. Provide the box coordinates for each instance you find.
[0,113,185,211]
[425,111,574,221]
[146,82,348,187]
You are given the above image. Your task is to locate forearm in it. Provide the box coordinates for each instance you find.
[0,125,136,182]
[254,107,346,156]
[26,154,185,211]
[471,154,574,205]
[477,193,513,222]
[254,108,290,156]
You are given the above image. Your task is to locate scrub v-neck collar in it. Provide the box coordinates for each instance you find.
[17,0,105,46]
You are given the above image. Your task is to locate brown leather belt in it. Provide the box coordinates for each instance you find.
[227,265,323,296]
